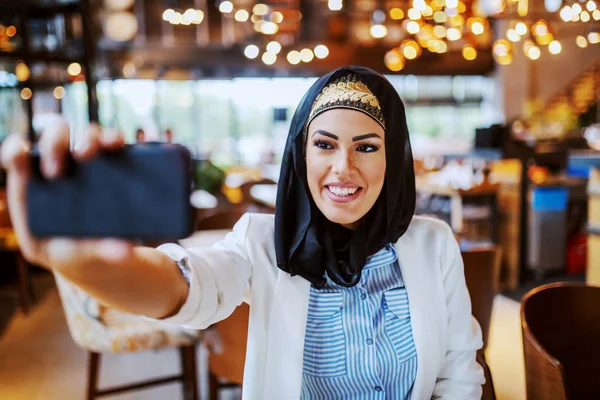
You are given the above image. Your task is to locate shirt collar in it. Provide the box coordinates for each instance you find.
[363,244,398,270]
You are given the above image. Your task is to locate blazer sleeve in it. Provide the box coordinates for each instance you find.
[432,225,485,399]
[149,213,253,330]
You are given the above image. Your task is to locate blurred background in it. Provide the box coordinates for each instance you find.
[0,0,599,399]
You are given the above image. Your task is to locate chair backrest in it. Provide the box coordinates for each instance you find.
[521,283,600,400]
[209,303,250,384]
[462,246,501,351]
[196,208,248,231]
[239,178,276,204]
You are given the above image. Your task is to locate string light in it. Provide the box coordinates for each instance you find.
[253,4,269,15]
[589,32,600,44]
[261,21,278,35]
[328,0,343,11]
[261,52,276,65]
[67,63,82,76]
[300,48,314,62]
[390,8,404,20]
[287,50,301,64]
[576,35,588,48]
[515,22,528,35]
[244,44,259,59]
[314,44,329,59]
[219,1,233,13]
[20,88,32,100]
[560,6,573,21]
[384,48,405,71]
[548,40,562,54]
[462,44,478,60]
[266,41,281,55]
[370,24,388,38]
[53,86,65,100]
[235,10,249,22]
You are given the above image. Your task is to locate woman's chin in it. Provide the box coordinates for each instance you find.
[322,210,362,229]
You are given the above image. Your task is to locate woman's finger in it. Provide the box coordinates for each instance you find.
[38,119,70,179]
[100,128,125,149]
[73,123,102,161]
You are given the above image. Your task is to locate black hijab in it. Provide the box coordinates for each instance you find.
[274,66,416,288]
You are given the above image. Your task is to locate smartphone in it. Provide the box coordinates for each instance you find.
[27,143,195,240]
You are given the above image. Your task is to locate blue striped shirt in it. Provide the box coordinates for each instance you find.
[301,244,417,399]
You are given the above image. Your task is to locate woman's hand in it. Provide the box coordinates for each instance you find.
[0,120,134,273]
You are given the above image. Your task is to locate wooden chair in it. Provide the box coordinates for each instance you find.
[196,208,249,231]
[462,246,502,400]
[462,246,502,353]
[207,303,249,400]
[239,178,275,204]
[239,178,276,213]
[53,274,201,400]
[521,283,600,400]
[196,209,250,399]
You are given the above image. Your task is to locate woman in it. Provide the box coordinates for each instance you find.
[2,66,483,399]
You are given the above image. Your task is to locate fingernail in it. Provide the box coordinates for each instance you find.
[44,159,59,178]
[75,138,90,153]
[103,129,119,143]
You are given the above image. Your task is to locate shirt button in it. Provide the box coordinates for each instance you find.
[366,338,373,345]
[374,386,383,392]
[360,293,367,300]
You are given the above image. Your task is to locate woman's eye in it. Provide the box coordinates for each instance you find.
[357,144,379,153]
[313,140,334,150]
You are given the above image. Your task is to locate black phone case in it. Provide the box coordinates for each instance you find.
[27,143,194,240]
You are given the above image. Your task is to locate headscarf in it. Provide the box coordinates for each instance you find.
[274,66,416,288]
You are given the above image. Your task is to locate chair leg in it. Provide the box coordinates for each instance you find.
[16,253,33,313]
[179,345,199,400]
[209,371,220,400]
[87,352,100,400]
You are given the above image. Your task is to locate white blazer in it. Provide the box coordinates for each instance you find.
[157,213,484,399]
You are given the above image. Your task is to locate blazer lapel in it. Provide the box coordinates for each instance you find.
[263,269,311,400]
[396,235,438,399]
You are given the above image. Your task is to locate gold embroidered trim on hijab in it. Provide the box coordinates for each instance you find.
[307,74,386,130]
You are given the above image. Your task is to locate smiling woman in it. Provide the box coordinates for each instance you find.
[4,65,484,400]
[306,109,386,230]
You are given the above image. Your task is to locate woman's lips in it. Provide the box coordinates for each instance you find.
[324,185,363,203]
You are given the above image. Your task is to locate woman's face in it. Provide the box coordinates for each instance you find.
[306,109,386,230]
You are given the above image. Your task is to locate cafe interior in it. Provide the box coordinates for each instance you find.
[0,0,599,399]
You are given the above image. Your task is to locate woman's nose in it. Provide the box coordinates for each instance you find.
[332,150,355,177]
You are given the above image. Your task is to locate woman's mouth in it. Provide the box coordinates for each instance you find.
[325,184,363,203]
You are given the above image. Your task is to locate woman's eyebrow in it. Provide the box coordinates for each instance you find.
[352,133,381,141]
[311,130,338,140]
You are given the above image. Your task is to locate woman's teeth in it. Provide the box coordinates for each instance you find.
[328,186,359,196]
